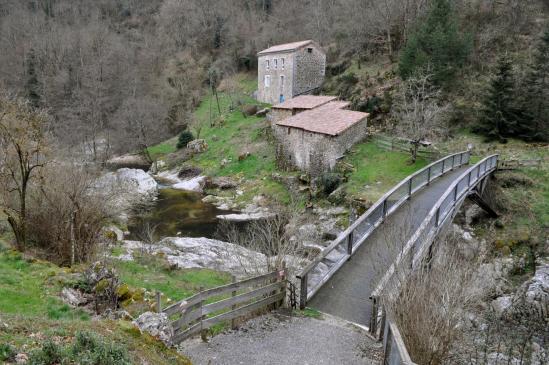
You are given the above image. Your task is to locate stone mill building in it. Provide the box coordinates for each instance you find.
[271,95,369,175]
[257,40,326,104]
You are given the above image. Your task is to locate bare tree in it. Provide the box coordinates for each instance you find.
[0,96,50,250]
[381,232,482,365]
[392,69,450,163]
[217,206,307,277]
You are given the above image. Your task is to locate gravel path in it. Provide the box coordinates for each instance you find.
[178,311,382,365]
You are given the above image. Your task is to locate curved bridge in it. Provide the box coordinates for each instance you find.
[297,152,499,329]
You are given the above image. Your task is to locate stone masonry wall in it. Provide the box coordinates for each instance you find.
[257,53,294,104]
[293,45,326,96]
[273,118,368,175]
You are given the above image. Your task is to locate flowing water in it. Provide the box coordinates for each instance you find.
[127,188,236,240]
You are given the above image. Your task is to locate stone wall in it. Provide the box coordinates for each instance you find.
[293,45,326,96]
[273,118,368,175]
[257,53,295,104]
[269,108,294,124]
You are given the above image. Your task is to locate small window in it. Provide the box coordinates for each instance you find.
[307,48,313,53]
[266,60,270,70]
[264,75,270,87]
[287,127,291,135]
[280,75,284,91]
[281,58,285,70]
[274,58,277,69]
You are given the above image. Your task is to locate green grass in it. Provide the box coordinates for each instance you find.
[298,307,323,319]
[0,250,70,316]
[148,139,177,159]
[113,255,231,303]
[343,141,429,202]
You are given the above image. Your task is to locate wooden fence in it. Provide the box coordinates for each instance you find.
[372,135,441,160]
[497,158,542,170]
[163,269,287,344]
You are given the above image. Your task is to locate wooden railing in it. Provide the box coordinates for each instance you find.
[164,269,287,344]
[373,135,441,160]
[297,151,471,308]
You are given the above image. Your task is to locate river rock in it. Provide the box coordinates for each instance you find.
[94,168,158,219]
[105,153,152,171]
[206,176,237,190]
[133,312,173,346]
[173,175,207,193]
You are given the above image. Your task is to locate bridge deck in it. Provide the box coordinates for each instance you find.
[308,166,468,325]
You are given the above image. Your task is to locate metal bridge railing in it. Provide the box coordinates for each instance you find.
[370,154,499,365]
[297,150,471,309]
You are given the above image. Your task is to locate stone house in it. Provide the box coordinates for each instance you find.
[273,97,369,175]
[268,95,338,124]
[257,40,326,105]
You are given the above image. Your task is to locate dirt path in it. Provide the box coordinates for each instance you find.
[178,311,382,365]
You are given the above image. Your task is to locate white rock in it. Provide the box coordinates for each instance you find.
[217,212,275,222]
[172,175,207,192]
[491,296,513,316]
[60,287,88,307]
[133,312,173,346]
[94,168,158,220]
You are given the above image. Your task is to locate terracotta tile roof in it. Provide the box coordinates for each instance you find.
[276,102,369,136]
[272,95,338,110]
[258,40,314,55]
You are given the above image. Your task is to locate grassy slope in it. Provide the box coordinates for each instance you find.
[342,142,428,203]
[0,244,233,363]
[149,72,434,207]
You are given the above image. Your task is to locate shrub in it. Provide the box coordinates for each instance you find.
[27,332,131,365]
[176,131,194,149]
[0,343,16,362]
[318,173,342,196]
[28,341,63,365]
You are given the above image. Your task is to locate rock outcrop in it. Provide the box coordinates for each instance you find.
[133,312,174,346]
[95,168,158,220]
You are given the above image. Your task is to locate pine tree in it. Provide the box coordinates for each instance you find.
[519,29,549,141]
[25,48,41,108]
[475,56,521,142]
[399,0,471,86]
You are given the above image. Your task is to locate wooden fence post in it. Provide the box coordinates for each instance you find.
[299,274,308,309]
[231,276,237,330]
[199,286,207,342]
[156,291,161,313]
[280,261,287,309]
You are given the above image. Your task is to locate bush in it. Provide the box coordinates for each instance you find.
[26,162,115,265]
[27,332,131,365]
[28,341,63,365]
[0,343,16,362]
[176,131,194,149]
[318,173,342,196]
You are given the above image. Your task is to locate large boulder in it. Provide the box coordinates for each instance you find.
[95,168,158,220]
[173,175,207,193]
[187,139,208,153]
[105,153,151,171]
[133,312,173,346]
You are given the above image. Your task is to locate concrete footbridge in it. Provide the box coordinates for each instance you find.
[297,151,499,332]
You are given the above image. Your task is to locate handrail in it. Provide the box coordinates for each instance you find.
[297,150,471,308]
[371,154,499,300]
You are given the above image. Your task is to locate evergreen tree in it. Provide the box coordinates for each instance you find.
[475,56,522,142]
[399,0,471,86]
[24,48,41,108]
[519,29,549,141]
